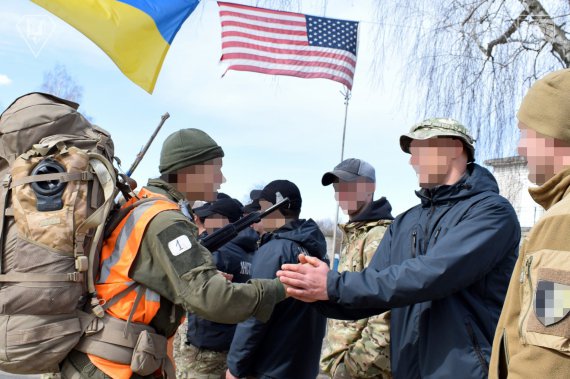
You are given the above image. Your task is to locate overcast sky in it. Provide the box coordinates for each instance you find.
[1,0,425,221]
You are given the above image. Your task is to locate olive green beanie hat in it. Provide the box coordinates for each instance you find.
[518,69,570,142]
[159,128,225,174]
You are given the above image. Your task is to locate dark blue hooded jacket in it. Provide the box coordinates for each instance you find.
[186,227,258,351]
[318,164,520,379]
[227,219,328,379]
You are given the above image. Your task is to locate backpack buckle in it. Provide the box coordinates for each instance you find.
[2,174,11,188]
[67,272,82,282]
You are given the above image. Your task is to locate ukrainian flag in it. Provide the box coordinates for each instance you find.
[32,0,200,93]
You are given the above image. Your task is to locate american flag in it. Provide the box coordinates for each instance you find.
[217,1,359,89]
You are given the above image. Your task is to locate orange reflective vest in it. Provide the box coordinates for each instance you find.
[88,188,179,379]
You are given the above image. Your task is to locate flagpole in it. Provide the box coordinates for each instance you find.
[331,88,351,271]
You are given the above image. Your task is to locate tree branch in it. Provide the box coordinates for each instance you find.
[486,9,529,57]
[520,0,570,66]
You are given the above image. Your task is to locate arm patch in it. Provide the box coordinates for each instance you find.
[157,221,209,276]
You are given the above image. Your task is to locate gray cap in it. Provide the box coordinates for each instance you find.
[399,118,476,161]
[322,158,375,186]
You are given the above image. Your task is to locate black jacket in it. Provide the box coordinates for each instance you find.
[186,228,258,351]
[227,219,328,379]
[318,164,520,378]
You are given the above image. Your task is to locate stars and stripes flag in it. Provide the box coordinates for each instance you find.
[217,2,359,90]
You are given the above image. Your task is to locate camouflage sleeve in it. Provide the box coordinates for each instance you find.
[321,224,391,377]
[342,225,391,378]
[344,311,391,378]
[132,210,285,324]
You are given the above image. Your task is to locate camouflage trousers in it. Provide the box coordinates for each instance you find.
[174,321,227,379]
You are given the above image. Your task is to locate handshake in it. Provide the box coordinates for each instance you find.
[276,254,331,302]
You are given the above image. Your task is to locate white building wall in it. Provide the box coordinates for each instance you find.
[484,157,544,228]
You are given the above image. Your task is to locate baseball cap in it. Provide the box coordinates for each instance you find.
[253,180,302,211]
[243,200,261,214]
[193,197,243,223]
[243,189,262,213]
[400,118,475,161]
[322,158,375,186]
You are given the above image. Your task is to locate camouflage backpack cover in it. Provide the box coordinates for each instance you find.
[0,93,119,374]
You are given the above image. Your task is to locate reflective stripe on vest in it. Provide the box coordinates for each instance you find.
[89,188,179,379]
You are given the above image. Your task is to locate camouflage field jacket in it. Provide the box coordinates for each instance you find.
[321,219,393,379]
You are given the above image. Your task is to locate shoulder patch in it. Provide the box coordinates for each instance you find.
[157,221,208,276]
[168,235,192,256]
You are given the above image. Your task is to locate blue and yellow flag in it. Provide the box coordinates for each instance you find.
[32,0,200,93]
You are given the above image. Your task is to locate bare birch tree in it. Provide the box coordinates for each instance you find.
[371,0,570,160]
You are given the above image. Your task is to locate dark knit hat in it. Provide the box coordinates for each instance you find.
[159,128,224,174]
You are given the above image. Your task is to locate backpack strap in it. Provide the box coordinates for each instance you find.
[10,171,93,188]
[0,174,11,274]
[77,155,117,304]
[0,272,82,282]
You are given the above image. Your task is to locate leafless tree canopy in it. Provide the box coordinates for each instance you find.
[40,63,84,103]
[40,63,93,120]
[372,0,569,160]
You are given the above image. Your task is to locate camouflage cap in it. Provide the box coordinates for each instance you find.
[400,118,476,161]
[159,128,224,174]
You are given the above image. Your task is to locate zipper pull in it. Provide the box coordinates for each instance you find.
[520,256,533,283]
[434,226,441,241]
[525,256,533,275]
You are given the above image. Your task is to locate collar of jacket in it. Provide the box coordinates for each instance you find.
[146,178,187,203]
[259,219,304,246]
[529,167,570,210]
[413,163,500,207]
[348,197,394,223]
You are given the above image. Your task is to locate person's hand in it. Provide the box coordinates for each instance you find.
[276,254,330,302]
[217,270,233,281]
[225,369,239,379]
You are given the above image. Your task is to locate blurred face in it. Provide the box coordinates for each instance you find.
[175,158,225,201]
[409,137,463,188]
[203,214,230,235]
[333,179,375,217]
[193,215,206,235]
[258,200,286,232]
[517,122,570,185]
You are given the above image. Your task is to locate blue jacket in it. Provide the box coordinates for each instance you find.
[319,164,520,379]
[227,219,328,379]
[186,228,258,351]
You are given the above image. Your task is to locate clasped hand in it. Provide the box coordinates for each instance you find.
[276,254,330,302]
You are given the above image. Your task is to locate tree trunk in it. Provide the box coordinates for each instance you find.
[520,0,570,66]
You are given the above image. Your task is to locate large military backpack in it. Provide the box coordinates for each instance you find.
[0,93,119,374]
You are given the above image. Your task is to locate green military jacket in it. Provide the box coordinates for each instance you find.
[131,179,286,337]
[320,219,392,379]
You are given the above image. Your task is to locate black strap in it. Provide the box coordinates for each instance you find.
[0,175,11,274]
